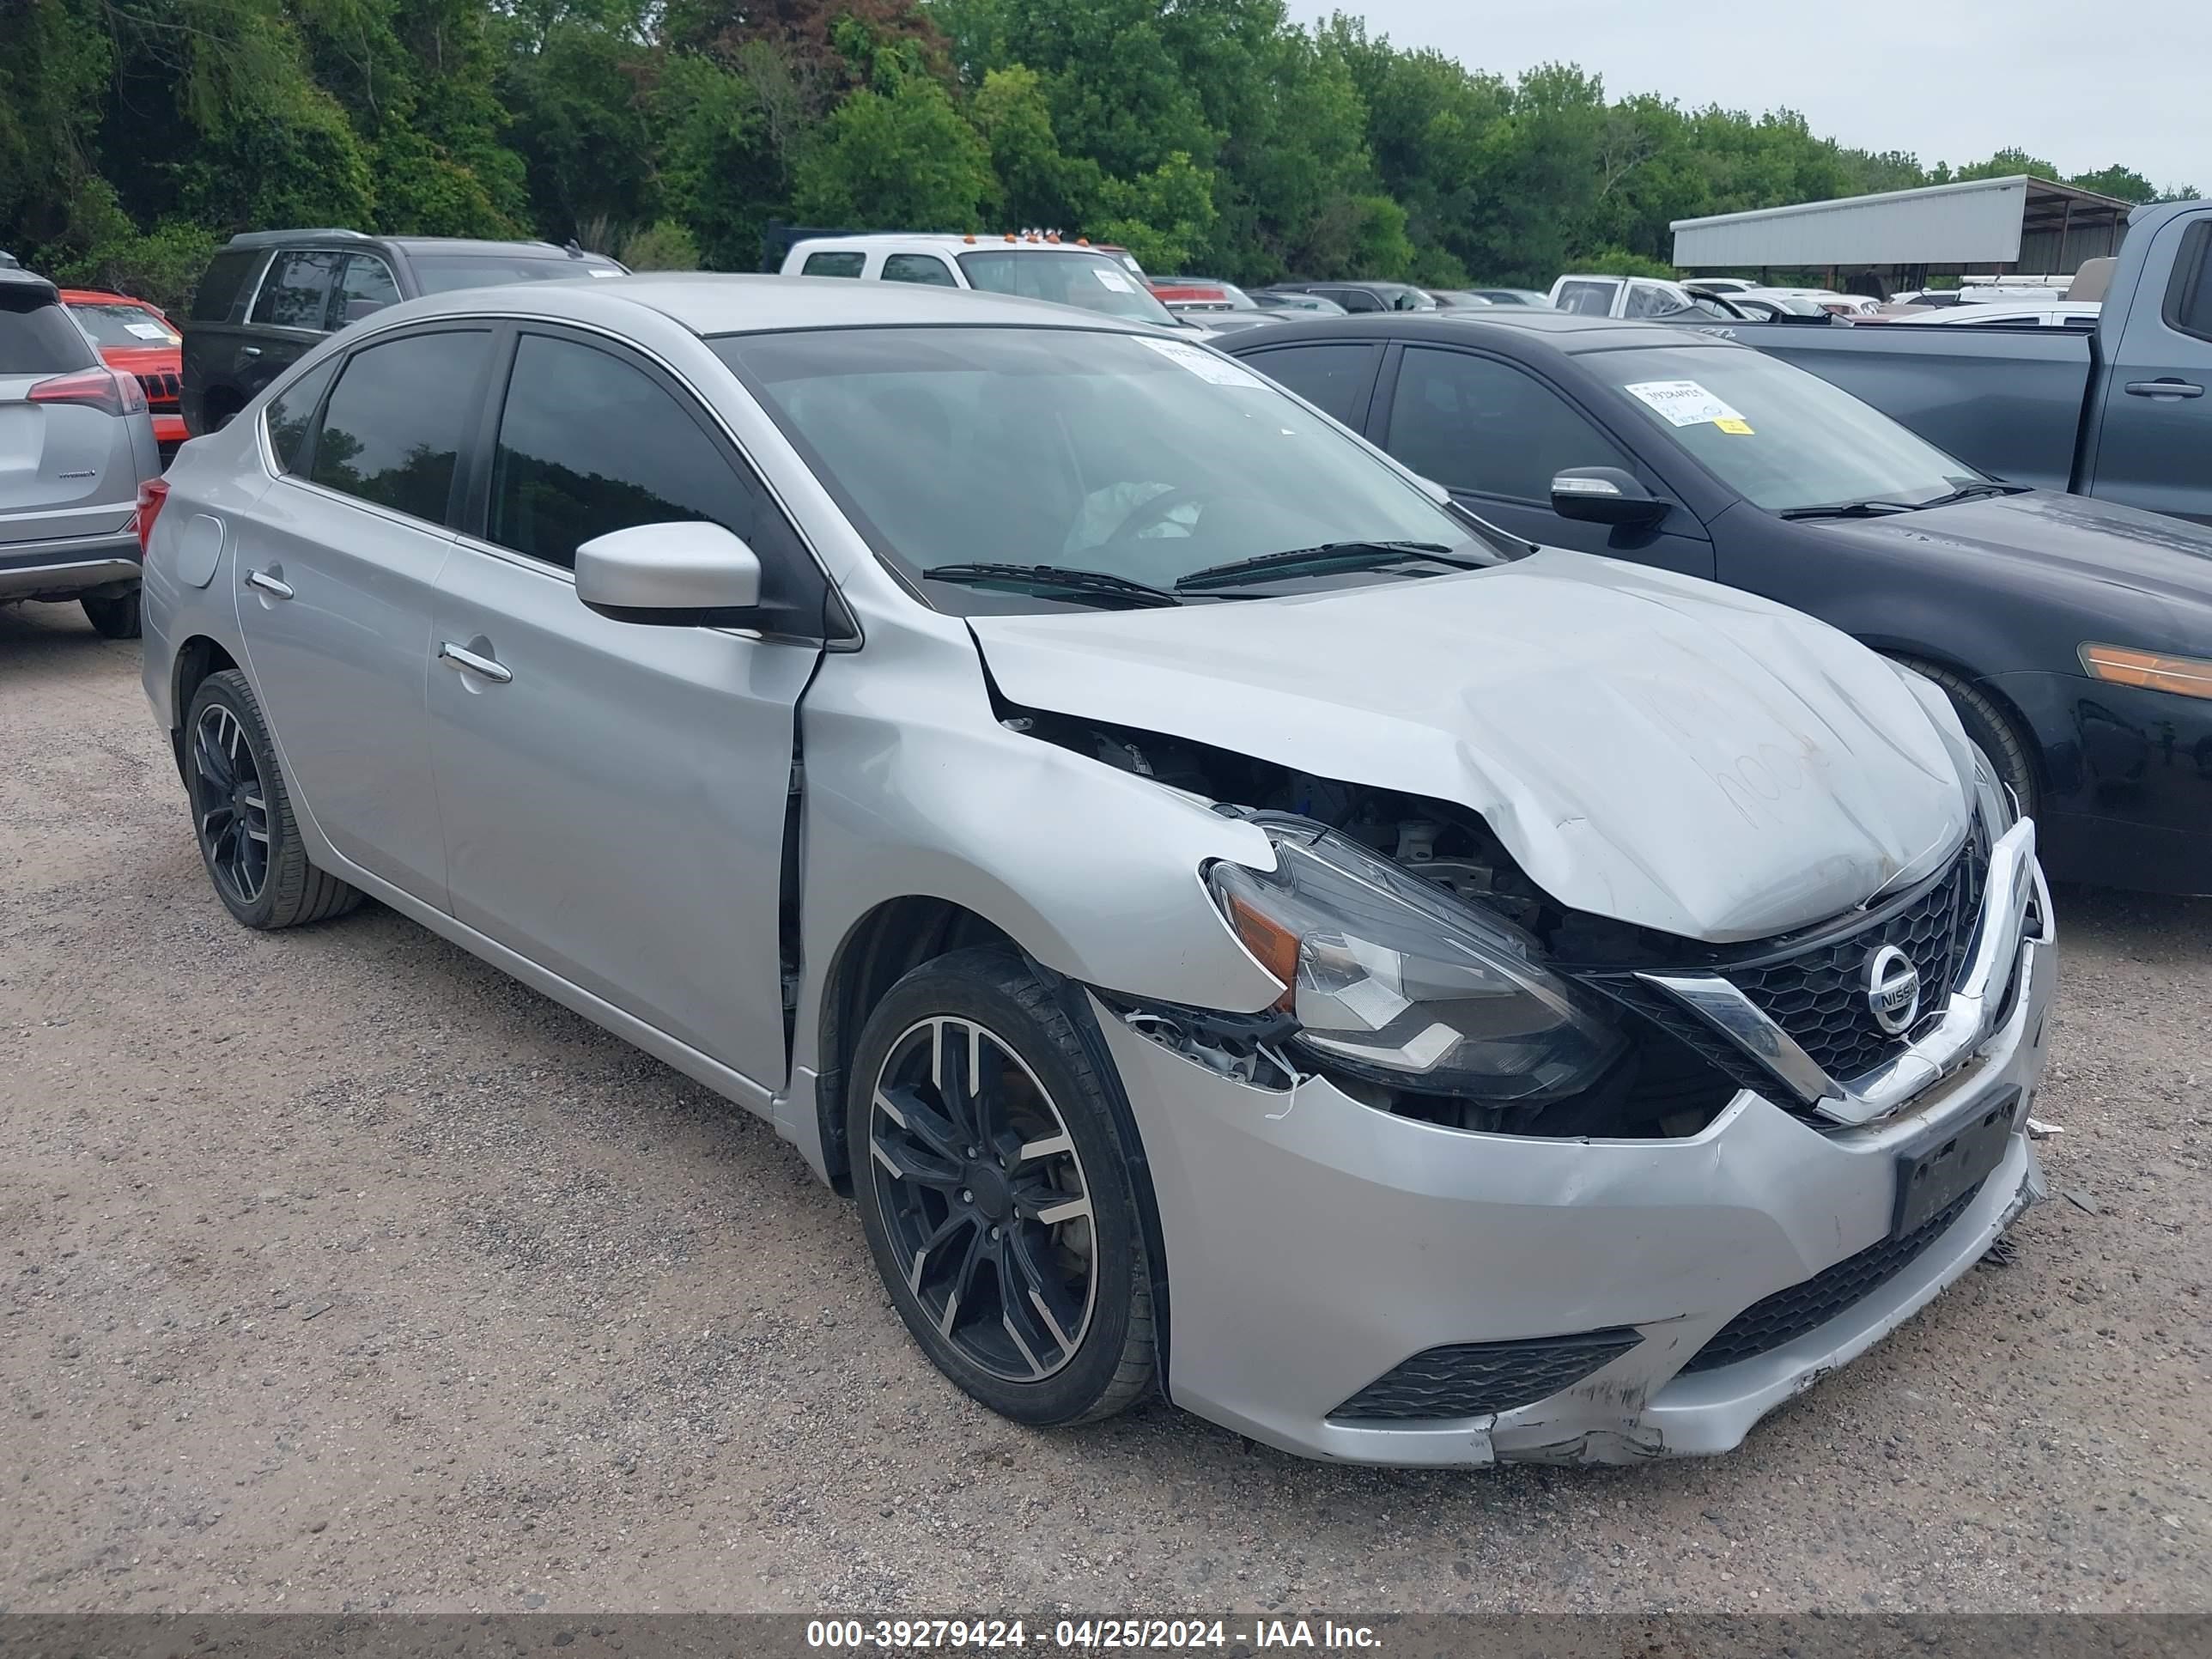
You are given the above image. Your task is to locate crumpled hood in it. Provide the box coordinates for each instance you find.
[969,550,1972,943]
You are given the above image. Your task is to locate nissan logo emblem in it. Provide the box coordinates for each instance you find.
[1865,945,1922,1036]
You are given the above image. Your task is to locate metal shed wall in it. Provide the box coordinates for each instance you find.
[1672,178,2032,268]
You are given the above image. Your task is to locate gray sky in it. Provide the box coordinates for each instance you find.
[1293,0,2209,191]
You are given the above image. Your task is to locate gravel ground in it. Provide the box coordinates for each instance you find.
[3,599,2209,1615]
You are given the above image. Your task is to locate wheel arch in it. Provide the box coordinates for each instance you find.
[1872,641,2047,799]
[169,635,241,778]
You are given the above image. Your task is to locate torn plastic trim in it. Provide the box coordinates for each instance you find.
[1091,988,1302,1091]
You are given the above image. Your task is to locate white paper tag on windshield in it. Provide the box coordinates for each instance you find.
[1624,379,1746,427]
[1133,335,1267,387]
[586,268,619,277]
[1092,266,1134,292]
[125,321,171,340]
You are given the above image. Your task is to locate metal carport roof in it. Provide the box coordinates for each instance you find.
[1669,175,2133,271]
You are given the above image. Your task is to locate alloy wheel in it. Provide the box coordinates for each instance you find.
[192,702,270,907]
[866,1016,1097,1382]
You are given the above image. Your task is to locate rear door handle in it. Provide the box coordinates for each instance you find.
[438,641,513,684]
[240,346,262,358]
[2124,380,2204,399]
[246,568,293,599]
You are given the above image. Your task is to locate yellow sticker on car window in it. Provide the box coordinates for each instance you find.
[1714,417,1754,434]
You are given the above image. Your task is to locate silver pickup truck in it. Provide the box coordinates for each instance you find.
[1711,198,2212,526]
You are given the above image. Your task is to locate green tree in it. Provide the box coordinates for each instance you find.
[792,68,996,229]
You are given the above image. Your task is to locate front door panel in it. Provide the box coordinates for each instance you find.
[428,548,816,1085]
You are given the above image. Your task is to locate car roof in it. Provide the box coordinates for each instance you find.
[369,271,1164,337]
[222,228,611,262]
[58,288,153,307]
[1218,309,1723,355]
[0,267,59,301]
[794,233,1116,254]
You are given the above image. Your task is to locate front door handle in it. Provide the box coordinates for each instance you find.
[246,568,293,599]
[2124,379,2204,399]
[240,346,262,358]
[438,641,513,684]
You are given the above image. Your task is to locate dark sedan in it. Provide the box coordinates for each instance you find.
[1225,310,2212,894]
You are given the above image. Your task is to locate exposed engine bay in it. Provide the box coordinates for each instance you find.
[1006,706,1747,1141]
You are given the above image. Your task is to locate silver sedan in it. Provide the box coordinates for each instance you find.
[140,276,2053,1465]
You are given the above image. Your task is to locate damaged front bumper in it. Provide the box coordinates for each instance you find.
[1096,830,2057,1468]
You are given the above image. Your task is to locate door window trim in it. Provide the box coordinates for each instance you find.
[453,319,854,646]
[2162,220,2212,345]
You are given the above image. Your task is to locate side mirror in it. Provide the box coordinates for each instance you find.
[1551,466,1668,527]
[575,520,763,625]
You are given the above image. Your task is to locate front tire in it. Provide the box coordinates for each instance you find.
[81,589,141,640]
[184,669,362,930]
[848,948,1156,1425]
[1893,655,2039,820]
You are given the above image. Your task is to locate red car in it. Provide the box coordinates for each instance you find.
[61,289,186,450]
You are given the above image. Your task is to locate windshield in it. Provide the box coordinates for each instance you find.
[66,301,178,347]
[714,325,1484,605]
[956,250,1179,326]
[408,253,622,295]
[1593,344,1983,512]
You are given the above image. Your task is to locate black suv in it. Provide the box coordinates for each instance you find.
[181,230,624,435]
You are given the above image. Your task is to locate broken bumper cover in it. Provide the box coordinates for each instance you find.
[1094,867,2055,1468]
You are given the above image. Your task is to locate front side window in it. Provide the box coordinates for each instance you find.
[1592,343,1982,512]
[1387,348,1630,501]
[954,251,1179,325]
[715,325,1485,606]
[1328,289,1383,313]
[882,253,957,287]
[191,249,261,323]
[250,252,344,331]
[332,256,400,329]
[309,330,492,523]
[487,333,811,619]
[264,357,339,476]
[1626,283,1680,318]
[802,252,866,278]
[1239,343,1381,427]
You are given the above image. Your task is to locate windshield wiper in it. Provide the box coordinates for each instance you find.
[1777,499,1919,520]
[1172,540,1473,592]
[1913,481,2033,508]
[921,562,1182,608]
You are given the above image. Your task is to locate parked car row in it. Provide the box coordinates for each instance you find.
[12,219,2206,1475]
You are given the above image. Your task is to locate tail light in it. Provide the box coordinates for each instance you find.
[136,477,170,556]
[28,366,149,418]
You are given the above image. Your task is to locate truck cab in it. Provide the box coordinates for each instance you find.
[779,234,1186,329]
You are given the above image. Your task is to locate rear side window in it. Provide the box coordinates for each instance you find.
[309,331,492,524]
[2166,222,2212,343]
[802,252,866,278]
[0,284,96,374]
[1386,347,1631,501]
[264,357,339,476]
[1555,281,1617,316]
[1327,289,1383,313]
[883,253,957,287]
[1239,343,1381,428]
[191,249,261,323]
[251,251,345,331]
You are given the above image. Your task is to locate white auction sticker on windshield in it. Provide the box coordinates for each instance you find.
[1623,379,1747,427]
[125,321,173,340]
[1133,335,1268,387]
[1092,266,1135,292]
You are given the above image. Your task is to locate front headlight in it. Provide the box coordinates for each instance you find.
[1205,817,1624,1102]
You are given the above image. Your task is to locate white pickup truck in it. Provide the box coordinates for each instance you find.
[780,233,1184,328]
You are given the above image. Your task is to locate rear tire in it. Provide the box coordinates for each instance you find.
[81,589,141,640]
[848,947,1156,1426]
[1892,656,2038,820]
[184,669,364,930]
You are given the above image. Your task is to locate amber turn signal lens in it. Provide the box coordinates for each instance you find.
[2080,643,2212,701]
[1223,892,1299,1009]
